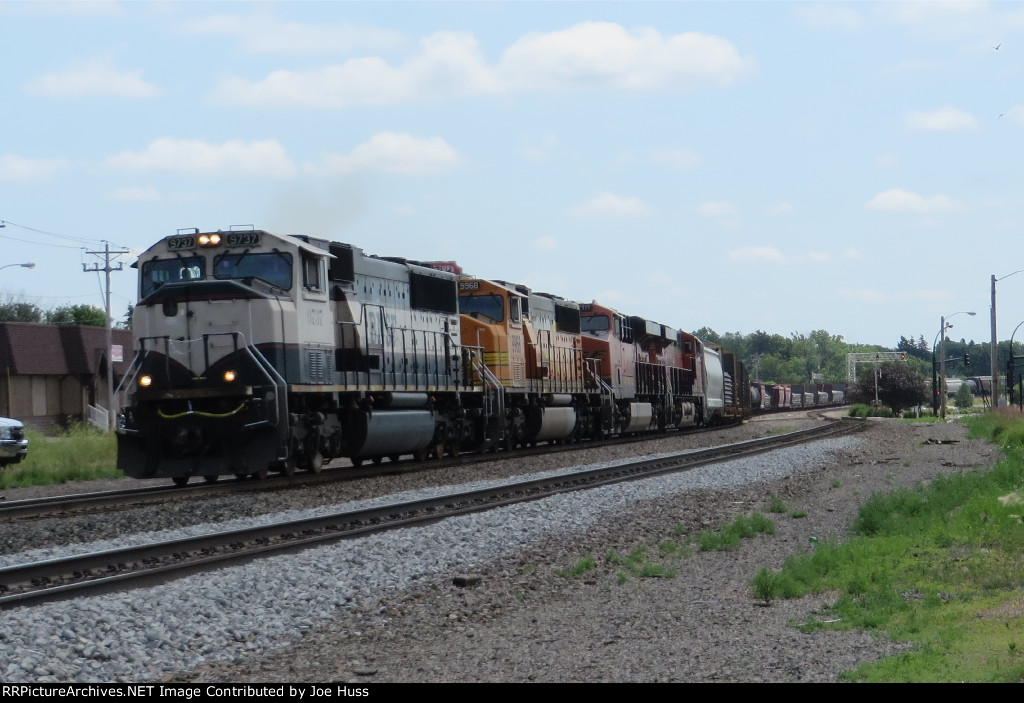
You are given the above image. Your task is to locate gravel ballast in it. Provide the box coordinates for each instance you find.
[0,416,1000,682]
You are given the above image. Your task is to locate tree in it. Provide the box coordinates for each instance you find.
[0,298,44,323]
[118,304,134,330]
[853,360,927,415]
[954,381,974,410]
[45,304,106,327]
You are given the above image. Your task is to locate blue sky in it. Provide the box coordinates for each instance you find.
[2,1,1023,352]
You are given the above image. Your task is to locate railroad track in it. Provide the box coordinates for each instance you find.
[0,414,816,521]
[0,418,862,610]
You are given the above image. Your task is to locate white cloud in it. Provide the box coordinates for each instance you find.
[649,147,702,170]
[0,154,68,182]
[110,185,160,202]
[521,133,559,162]
[179,13,404,55]
[210,22,753,109]
[212,31,498,109]
[727,246,785,264]
[697,201,736,217]
[304,132,461,176]
[842,248,864,260]
[906,106,978,132]
[27,58,160,99]
[805,251,833,263]
[866,188,967,214]
[500,22,753,92]
[794,4,863,31]
[567,192,653,217]
[532,236,558,250]
[106,138,297,178]
[769,201,794,215]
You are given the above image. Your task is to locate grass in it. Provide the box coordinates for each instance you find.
[0,424,121,489]
[696,513,775,551]
[746,410,1024,682]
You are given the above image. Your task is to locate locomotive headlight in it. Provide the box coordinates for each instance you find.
[223,370,237,383]
[139,375,153,388]
[198,233,222,247]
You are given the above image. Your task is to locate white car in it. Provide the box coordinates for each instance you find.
[0,417,28,467]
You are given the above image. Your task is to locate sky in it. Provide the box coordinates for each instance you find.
[2,0,1023,353]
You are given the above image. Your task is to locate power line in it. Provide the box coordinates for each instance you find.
[0,218,132,250]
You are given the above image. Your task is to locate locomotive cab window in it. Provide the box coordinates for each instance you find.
[140,257,205,298]
[303,256,325,293]
[459,294,504,322]
[509,297,522,324]
[580,314,610,335]
[214,252,293,291]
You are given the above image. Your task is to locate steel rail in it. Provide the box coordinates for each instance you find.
[0,418,862,609]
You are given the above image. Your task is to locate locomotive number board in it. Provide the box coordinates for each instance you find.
[166,232,262,250]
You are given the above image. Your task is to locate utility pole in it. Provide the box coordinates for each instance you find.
[83,241,130,430]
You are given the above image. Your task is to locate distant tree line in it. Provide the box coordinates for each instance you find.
[691,327,1012,386]
[693,327,892,384]
[0,298,108,327]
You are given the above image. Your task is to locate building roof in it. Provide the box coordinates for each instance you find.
[0,322,132,378]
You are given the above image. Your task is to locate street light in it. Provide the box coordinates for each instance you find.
[991,271,1024,408]
[0,263,35,272]
[940,311,976,420]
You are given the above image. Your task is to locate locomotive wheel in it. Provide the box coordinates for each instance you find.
[252,468,269,480]
[350,457,364,467]
[234,472,247,481]
[389,454,400,463]
[203,475,219,484]
[433,441,445,459]
[447,442,460,457]
[413,449,428,462]
[307,452,324,474]
[281,457,298,477]
[372,456,383,465]
[172,475,190,487]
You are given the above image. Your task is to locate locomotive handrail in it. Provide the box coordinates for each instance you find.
[113,350,143,398]
[468,347,506,444]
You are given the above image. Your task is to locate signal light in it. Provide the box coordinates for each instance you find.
[964,353,970,365]
[900,353,906,360]
[223,370,237,383]
[198,233,222,247]
[139,375,153,388]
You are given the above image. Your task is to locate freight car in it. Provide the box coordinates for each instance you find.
[116,227,750,484]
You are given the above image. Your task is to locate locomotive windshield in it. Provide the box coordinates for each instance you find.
[458,293,505,322]
[140,257,205,299]
[580,314,610,335]
[213,252,293,290]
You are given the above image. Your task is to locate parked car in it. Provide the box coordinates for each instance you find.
[0,417,28,467]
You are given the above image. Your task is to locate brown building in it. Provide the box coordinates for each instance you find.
[0,322,132,429]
